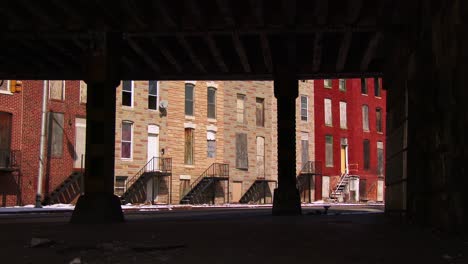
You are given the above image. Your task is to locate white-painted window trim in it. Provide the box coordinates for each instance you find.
[300,95,308,122]
[148,80,159,111]
[121,121,134,160]
[122,81,134,108]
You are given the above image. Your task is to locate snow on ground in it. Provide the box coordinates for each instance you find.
[0,202,383,214]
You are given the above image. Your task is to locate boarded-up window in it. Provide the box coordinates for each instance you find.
[185,128,194,164]
[180,179,191,198]
[301,133,309,167]
[362,105,369,131]
[300,95,308,121]
[376,108,383,132]
[121,121,133,159]
[256,98,265,126]
[374,78,381,97]
[361,78,368,94]
[0,80,9,92]
[148,80,158,110]
[363,139,370,170]
[122,81,133,106]
[256,136,265,177]
[47,112,64,157]
[236,133,248,169]
[207,87,216,119]
[324,98,332,126]
[325,135,333,167]
[79,81,87,104]
[339,101,347,129]
[185,83,194,116]
[377,141,384,176]
[324,79,332,88]
[339,79,346,91]
[207,130,216,158]
[49,80,65,100]
[236,94,245,123]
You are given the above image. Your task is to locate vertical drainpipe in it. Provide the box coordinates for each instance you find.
[35,80,48,208]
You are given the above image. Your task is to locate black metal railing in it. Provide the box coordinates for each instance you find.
[0,149,21,169]
[188,163,229,191]
[125,157,172,192]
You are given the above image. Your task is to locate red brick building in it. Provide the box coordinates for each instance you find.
[314,78,386,202]
[0,80,86,206]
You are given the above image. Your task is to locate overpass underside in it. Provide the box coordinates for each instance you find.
[1,0,467,232]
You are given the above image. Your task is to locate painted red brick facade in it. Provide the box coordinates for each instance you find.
[0,81,85,206]
[314,78,386,202]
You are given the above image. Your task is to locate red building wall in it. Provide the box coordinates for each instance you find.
[0,81,85,206]
[314,78,386,201]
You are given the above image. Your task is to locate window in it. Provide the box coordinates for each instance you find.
[374,78,381,97]
[47,112,64,157]
[148,80,158,110]
[236,133,248,169]
[122,81,133,107]
[301,132,309,167]
[256,136,265,178]
[184,128,194,164]
[49,80,65,100]
[0,112,12,168]
[180,179,191,198]
[79,81,87,104]
[361,78,368,94]
[236,94,246,123]
[339,79,346,91]
[376,108,383,133]
[121,121,133,159]
[0,80,10,93]
[207,87,216,119]
[207,130,216,158]
[363,139,370,170]
[324,79,332,88]
[185,83,194,116]
[324,98,332,126]
[300,95,308,121]
[325,135,333,167]
[339,101,347,129]
[377,141,384,176]
[362,105,369,131]
[114,176,128,197]
[256,98,265,126]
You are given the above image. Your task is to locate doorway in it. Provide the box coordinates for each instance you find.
[232,181,242,203]
[74,118,86,169]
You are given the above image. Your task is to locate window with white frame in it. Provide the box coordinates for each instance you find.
[324,98,332,126]
[0,80,10,93]
[207,130,216,158]
[300,95,308,121]
[324,79,332,88]
[185,83,195,116]
[122,81,133,107]
[79,81,87,104]
[121,121,133,159]
[339,79,346,91]
[207,87,216,119]
[339,101,347,129]
[362,105,369,131]
[148,80,158,110]
[49,80,65,100]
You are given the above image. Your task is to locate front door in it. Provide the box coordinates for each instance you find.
[232,181,242,203]
[340,146,347,174]
[322,176,330,199]
[74,118,86,169]
[147,133,159,170]
[0,112,12,168]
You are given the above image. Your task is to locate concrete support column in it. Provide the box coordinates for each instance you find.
[272,68,301,215]
[70,32,124,223]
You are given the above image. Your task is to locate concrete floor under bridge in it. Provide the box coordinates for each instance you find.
[0,0,467,252]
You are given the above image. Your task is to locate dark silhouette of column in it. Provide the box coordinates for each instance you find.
[272,67,301,215]
[71,32,124,223]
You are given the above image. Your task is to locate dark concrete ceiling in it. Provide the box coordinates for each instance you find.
[0,0,419,80]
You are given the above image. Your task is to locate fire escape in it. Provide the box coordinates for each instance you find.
[296,161,322,203]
